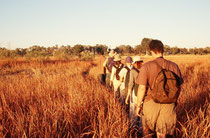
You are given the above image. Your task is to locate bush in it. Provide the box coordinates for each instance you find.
[80,51,95,61]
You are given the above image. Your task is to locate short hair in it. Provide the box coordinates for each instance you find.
[149,40,164,54]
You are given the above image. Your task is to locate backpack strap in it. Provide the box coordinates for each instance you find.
[124,66,130,71]
[132,67,139,73]
[115,64,124,80]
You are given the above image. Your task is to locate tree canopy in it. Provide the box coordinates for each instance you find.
[0,38,209,59]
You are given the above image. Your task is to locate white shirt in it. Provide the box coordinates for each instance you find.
[110,66,122,92]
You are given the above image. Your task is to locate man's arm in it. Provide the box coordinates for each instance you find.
[136,85,146,116]
[118,68,126,87]
[110,67,115,85]
[103,59,108,74]
[125,88,132,104]
[119,76,124,83]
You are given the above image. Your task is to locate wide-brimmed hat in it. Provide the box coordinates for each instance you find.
[108,50,116,57]
[125,56,133,63]
[132,56,143,64]
[114,54,121,61]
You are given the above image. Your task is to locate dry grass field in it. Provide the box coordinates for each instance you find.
[0,55,209,137]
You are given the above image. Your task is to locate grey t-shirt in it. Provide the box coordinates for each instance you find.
[128,68,139,90]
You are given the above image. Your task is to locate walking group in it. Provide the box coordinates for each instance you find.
[101,40,183,138]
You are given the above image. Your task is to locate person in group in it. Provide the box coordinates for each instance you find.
[103,49,116,86]
[118,56,133,106]
[98,51,107,85]
[110,54,124,99]
[135,40,183,138]
[125,56,143,134]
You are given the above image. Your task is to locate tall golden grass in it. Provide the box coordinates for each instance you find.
[0,55,209,137]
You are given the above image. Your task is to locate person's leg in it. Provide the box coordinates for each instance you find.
[156,103,176,137]
[113,80,120,99]
[156,132,166,138]
[142,100,160,137]
[105,73,110,86]
[129,97,135,124]
[119,89,124,105]
[129,94,136,133]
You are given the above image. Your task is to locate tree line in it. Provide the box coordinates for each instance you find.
[0,38,209,59]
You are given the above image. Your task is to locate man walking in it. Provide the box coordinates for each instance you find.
[103,49,116,86]
[126,56,143,135]
[110,54,124,99]
[118,56,133,106]
[135,40,183,137]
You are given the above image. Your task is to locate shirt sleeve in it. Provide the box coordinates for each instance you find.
[103,58,108,67]
[119,68,126,78]
[136,66,148,86]
[110,67,115,81]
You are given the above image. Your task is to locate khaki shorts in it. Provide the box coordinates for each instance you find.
[142,100,176,135]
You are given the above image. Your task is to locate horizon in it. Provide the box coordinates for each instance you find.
[0,0,210,49]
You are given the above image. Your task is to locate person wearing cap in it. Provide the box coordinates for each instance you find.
[125,56,143,135]
[118,56,133,106]
[103,49,116,86]
[110,54,124,99]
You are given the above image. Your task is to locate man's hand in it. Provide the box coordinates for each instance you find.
[136,85,146,116]
[125,96,129,105]
[109,81,113,86]
[136,106,141,117]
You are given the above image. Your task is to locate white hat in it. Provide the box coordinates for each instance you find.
[132,56,143,64]
[114,54,121,61]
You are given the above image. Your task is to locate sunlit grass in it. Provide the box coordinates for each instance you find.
[0,55,209,137]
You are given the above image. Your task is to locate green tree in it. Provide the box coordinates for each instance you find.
[72,44,84,55]
[171,47,180,55]
[141,38,152,55]
[115,45,133,54]
[26,45,49,57]
[134,45,146,55]
[180,48,188,54]
[164,45,171,55]
[204,47,210,54]
[94,44,108,55]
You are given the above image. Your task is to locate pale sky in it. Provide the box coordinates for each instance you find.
[0,0,210,49]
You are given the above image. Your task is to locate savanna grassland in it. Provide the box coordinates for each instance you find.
[0,55,209,137]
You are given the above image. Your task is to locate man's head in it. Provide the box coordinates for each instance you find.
[114,54,121,66]
[149,40,164,56]
[125,56,133,66]
[132,56,143,69]
[109,49,116,57]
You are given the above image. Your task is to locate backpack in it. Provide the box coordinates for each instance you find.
[106,57,114,73]
[150,60,181,104]
[132,68,140,96]
[114,64,124,80]
[124,66,131,94]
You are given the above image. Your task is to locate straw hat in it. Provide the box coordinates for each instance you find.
[132,56,143,64]
[114,54,121,61]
